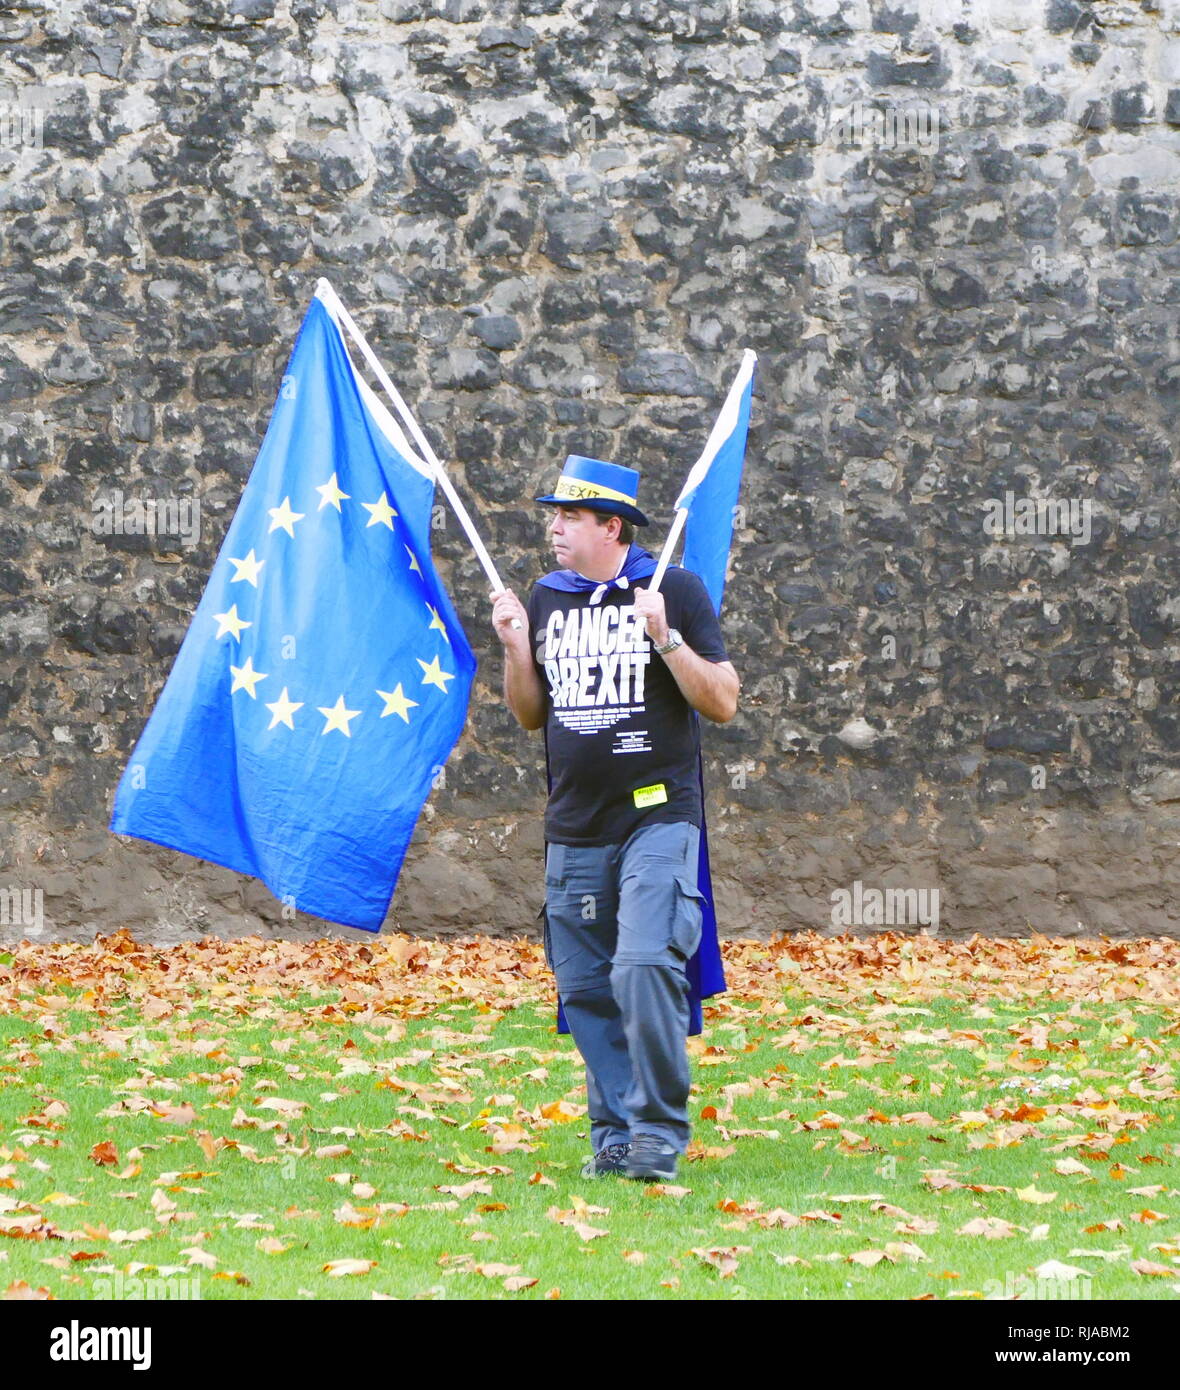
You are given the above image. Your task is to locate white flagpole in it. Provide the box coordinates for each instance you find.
[314,277,521,629]
[648,349,756,595]
[650,508,688,593]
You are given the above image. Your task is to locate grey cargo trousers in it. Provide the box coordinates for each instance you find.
[541,819,705,1154]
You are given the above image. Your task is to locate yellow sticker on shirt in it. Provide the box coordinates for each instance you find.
[633,783,668,808]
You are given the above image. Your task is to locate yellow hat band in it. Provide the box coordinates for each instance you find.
[553,477,635,505]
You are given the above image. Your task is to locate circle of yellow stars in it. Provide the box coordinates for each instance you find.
[213,473,457,738]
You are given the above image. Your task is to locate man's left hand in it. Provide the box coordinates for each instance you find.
[632,585,669,646]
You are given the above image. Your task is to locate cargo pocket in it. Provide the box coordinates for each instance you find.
[670,875,705,963]
[544,843,565,889]
[536,900,552,970]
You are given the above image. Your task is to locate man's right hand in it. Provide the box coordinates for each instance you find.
[490,588,530,648]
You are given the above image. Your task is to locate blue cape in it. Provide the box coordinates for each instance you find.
[535,543,728,1035]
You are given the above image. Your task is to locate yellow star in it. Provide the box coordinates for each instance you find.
[229,655,268,698]
[268,496,304,537]
[425,601,450,644]
[316,473,350,511]
[265,686,303,731]
[317,694,361,737]
[363,493,398,530]
[405,544,422,575]
[376,683,419,723]
[417,654,455,693]
[212,604,251,641]
[228,550,264,587]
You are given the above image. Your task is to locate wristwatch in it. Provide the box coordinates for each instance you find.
[654,628,683,656]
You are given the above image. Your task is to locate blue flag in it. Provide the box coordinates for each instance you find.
[110,285,476,931]
[678,350,756,612]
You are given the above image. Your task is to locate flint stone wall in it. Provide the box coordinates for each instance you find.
[2,0,1180,944]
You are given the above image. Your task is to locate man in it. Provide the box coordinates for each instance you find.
[490,454,739,1183]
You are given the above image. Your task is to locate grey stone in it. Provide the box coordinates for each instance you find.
[0,0,1176,946]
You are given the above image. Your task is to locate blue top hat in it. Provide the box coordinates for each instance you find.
[534,454,650,527]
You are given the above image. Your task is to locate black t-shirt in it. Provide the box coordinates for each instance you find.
[526,565,729,847]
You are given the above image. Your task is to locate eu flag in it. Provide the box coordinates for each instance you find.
[109,285,476,931]
[678,349,756,613]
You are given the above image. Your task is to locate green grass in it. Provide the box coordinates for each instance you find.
[2,969,1178,1300]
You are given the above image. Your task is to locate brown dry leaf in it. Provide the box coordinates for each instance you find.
[194,1132,219,1162]
[1130,1259,1174,1277]
[538,1100,583,1123]
[334,1203,377,1229]
[439,1180,493,1200]
[89,1142,118,1167]
[504,1275,538,1292]
[571,1221,609,1241]
[956,1217,1019,1239]
[3,1281,54,1299]
[885,1241,928,1262]
[486,1125,536,1154]
[149,1102,197,1124]
[870,1202,913,1219]
[1015,1185,1057,1204]
[897,1216,939,1235]
[323,1258,377,1277]
[1033,1259,1088,1281]
[180,1246,218,1268]
[690,1246,751,1277]
[106,1228,153,1244]
[569,1196,609,1217]
[759,1209,803,1229]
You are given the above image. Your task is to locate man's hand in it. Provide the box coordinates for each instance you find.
[632,585,740,722]
[492,589,546,730]
[631,585,669,646]
[490,588,530,650]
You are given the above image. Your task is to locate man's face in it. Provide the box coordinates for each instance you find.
[547,505,619,570]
